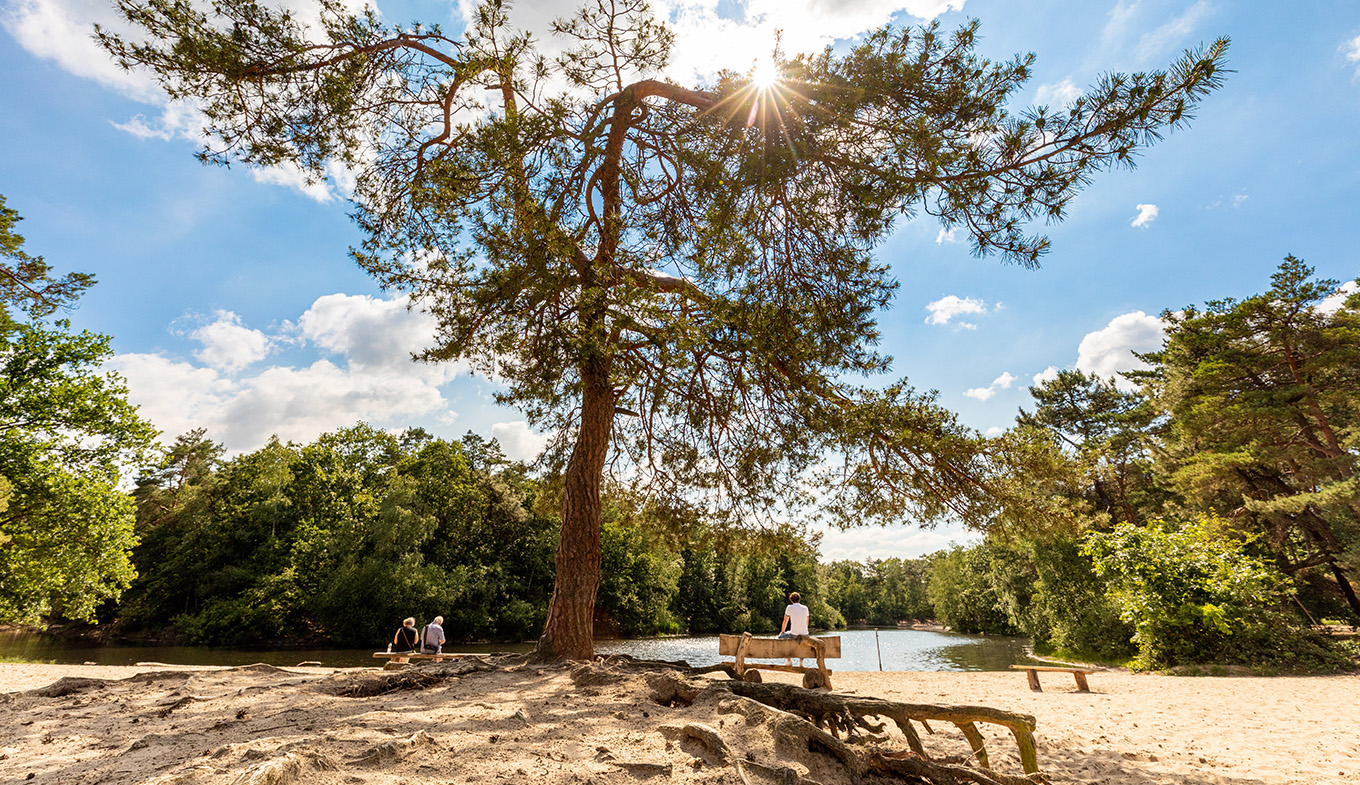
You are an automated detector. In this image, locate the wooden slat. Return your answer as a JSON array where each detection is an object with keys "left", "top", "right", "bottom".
[
  {"left": 718, "top": 634, "right": 840, "bottom": 659},
  {"left": 1009, "top": 664, "right": 1096, "bottom": 674}
]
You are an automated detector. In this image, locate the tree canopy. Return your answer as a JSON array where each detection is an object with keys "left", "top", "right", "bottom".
[
  {"left": 0, "top": 196, "right": 156, "bottom": 624},
  {"left": 1133, "top": 257, "right": 1360, "bottom": 618},
  {"left": 101, "top": 0, "right": 1229, "bottom": 659}
]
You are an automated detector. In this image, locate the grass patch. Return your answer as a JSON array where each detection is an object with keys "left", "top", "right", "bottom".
[{"left": 0, "top": 655, "right": 57, "bottom": 664}]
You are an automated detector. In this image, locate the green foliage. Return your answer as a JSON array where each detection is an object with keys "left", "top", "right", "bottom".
[
  {"left": 121, "top": 426, "right": 559, "bottom": 646},
  {"left": 1133, "top": 257, "right": 1360, "bottom": 620},
  {"left": 927, "top": 545, "right": 1014, "bottom": 635},
  {"left": 986, "top": 534, "right": 1134, "bottom": 660},
  {"left": 0, "top": 197, "right": 155, "bottom": 625},
  {"left": 826, "top": 558, "right": 932, "bottom": 625},
  {"left": 1086, "top": 517, "right": 1341, "bottom": 669},
  {"left": 0, "top": 194, "right": 94, "bottom": 319},
  {"left": 597, "top": 517, "right": 680, "bottom": 637}
]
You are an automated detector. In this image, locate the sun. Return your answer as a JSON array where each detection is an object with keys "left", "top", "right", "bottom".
[{"left": 750, "top": 58, "right": 781, "bottom": 89}]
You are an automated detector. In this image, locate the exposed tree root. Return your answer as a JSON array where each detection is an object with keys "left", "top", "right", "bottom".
[
  {"left": 325, "top": 656, "right": 505, "bottom": 697},
  {"left": 643, "top": 670, "right": 1047, "bottom": 785}
]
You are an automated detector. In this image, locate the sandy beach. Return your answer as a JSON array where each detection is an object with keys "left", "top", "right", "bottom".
[{"left": 1, "top": 659, "right": 1355, "bottom": 784}]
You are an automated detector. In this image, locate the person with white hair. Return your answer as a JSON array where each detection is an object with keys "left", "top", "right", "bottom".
[{"left": 420, "top": 616, "right": 446, "bottom": 655}]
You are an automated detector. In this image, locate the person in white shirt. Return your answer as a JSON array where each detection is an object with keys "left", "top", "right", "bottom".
[{"left": 777, "top": 592, "right": 810, "bottom": 666}]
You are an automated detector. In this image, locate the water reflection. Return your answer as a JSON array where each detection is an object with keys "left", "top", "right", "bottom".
[
  {"left": 598, "top": 629, "right": 1033, "bottom": 671},
  {"left": 1, "top": 628, "right": 1031, "bottom": 671}
]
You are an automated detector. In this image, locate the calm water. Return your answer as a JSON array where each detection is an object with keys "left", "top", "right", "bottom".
[{"left": 0, "top": 628, "right": 1031, "bottom": 671}]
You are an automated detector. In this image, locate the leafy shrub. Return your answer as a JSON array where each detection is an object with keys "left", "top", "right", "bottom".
[{"left": 1085, "top": 517, "right": 1344, "bottom": 670}]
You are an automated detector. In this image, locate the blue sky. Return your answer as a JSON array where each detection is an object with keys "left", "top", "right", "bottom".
[{"left": 3, "top": 0, "right": 1359, "bottom": 560}]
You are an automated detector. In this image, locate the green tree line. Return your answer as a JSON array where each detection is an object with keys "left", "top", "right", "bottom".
[
  {"left": 928, "top": 258, "right": 1360, "bottom": 671},
  {"left": 2, "top": 189, "right": 1356, "bottom": 671}
]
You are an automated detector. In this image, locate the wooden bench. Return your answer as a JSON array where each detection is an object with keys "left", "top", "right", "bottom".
[
  {"left": 372, "top": 652, "right": 478, "bottom": 670},
  {"left": 1010, "top": 664, "right": 1098, "bottom": 692},
  {"left": 719, "top": 632, "right": 840, "bottom": 690}
]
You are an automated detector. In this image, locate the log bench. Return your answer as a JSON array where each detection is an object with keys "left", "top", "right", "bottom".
[
  {"left": 1010, "top": 663, "right": 1098, "bottom": 692},
  {"left": 719, "top": 632, "right": 840, "bottom": 690}
]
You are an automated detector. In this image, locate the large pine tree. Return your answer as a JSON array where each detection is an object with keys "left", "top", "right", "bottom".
[{"left": 101, "top": 0, "right": 1229, "bottom": 659}]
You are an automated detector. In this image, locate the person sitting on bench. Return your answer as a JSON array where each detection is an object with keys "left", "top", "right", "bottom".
[
  {"left": 776, "top": 592, "right": 810, "bottom": 666},
  {"left": 421, "top": 616, "right": 446, "bottom": 655},
  {"left": 393, "top": 617, "right": 419, "bottom": 652}
]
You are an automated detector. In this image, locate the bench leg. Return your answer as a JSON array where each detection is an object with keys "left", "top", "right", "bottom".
[
  {"left": 1073, "top": 671, "right": 1090, "bottom": 692},
  {"left": 1025, "top": 669, "right": 1042, "bottom": 692}
]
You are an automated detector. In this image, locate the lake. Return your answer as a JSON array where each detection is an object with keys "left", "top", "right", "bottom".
[{"left": 0, "top": 628, "right": 1033, "bottom": 671}]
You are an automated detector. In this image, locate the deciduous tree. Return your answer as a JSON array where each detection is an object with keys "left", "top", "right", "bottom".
[{"left": 0, "top": 197, "right": 155, "bottom": 624}]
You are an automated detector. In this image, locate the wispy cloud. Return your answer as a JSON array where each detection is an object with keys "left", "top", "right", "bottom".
[
  {"left": 1131, "top": 203, "right": 1159, "bottom": 228},
  {"left": 925, "top": 295, "right": 994, "bottom": 328},
  {"left": 1342, "top": 34, "right": 1360, "bottom": 75},
  {"left": 1035, "top": 78, "right": 1081, "bottom": 106},
  {"left": 935, "top": 227, "right": 960, "bottom": 244},
  {"left": 1133, "top": 0, "right": 1212, "bottom": 62}
]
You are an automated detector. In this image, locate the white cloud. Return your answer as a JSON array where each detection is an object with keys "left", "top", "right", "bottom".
[
  {"left": 251, "top": 164, "right": 336, "bottom": 204},
  {"left": 983, "top": 426, "right": 1003, "bottom": 437},
  {"left": 815, "top": 523, "right": 980, "bottom": 562},
  {"left": 1035, "top": 78, "right": 1081, "bottom": 106},
  {"left": 935, "top": 227, "right": 959, "bottom": 244},
  {"left": 962, "top": 370, "right": 1015, "bottom": 401},
  {"left": 1232, "top": 194, "right": 1247, "bottom": 207},
  {"left": 190, "top": 310, "right": 273, "bottom": 372},
  {"left": 1075, "top": 311, "right": 1165, "bottom": 387},
  {"left": 111, "top": 293, "right": 465, "bottom": 451},
  {"left": 1130, "top": 203, "right": 1159, "bottom": 228},
  {"left": 924, "top": 295, "right": 990, "bottom": 328},
  {"left": 1319, "top": 280, "right": 1358, "bottom": 315},
  {"left": 297, "top": 293, "right": 453, "bottom": 374},
  {"left": 1346, "top": 35, "right": 1360, "bottom": 73},
  {"left": 1, "top": 0, "right": 164, "bottom": 101},
  {"left": 449, "top": 0, "right": 966, "bottom": 87},
  {"left": 3, "top": 0, "right": 361, "bottom": 202},
  {"left": 490, "top": 421, "right": 550, "bottom": 462},
  {"left": 1033, "top": 365, "right": 1060, "bottom": 386},
  {"left": 106, "top": 353, "right": 237, "bottom": 441}
]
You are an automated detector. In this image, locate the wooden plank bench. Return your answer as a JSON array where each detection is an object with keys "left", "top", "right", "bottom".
[
  {"left": 372, "top": 652, "right": 479, "bottom": 670},
  {"left": 1010, "top": 664, "right": 1098, "bottom": 692},
  {"left": 719, "top": 632, "right": 841, "bottom": 690}
]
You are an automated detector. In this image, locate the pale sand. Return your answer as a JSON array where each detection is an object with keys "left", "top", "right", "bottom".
[{"left": 1, "top": 661, "right": 1355, "bottom": 784}]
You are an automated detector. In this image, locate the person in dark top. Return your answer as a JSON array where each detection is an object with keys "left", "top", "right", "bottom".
[{"left": 393, "top": 617, "right": 419, "bottom": 652}]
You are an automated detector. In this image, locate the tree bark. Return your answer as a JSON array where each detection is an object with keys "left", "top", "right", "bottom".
[{"left": 532, "top": 354, "right": 615, "bottom": 661}]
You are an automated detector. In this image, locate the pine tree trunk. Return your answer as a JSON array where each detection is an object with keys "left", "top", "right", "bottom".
[{"left": 532, "top": 355, "right": 614, "bottom": 661}]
